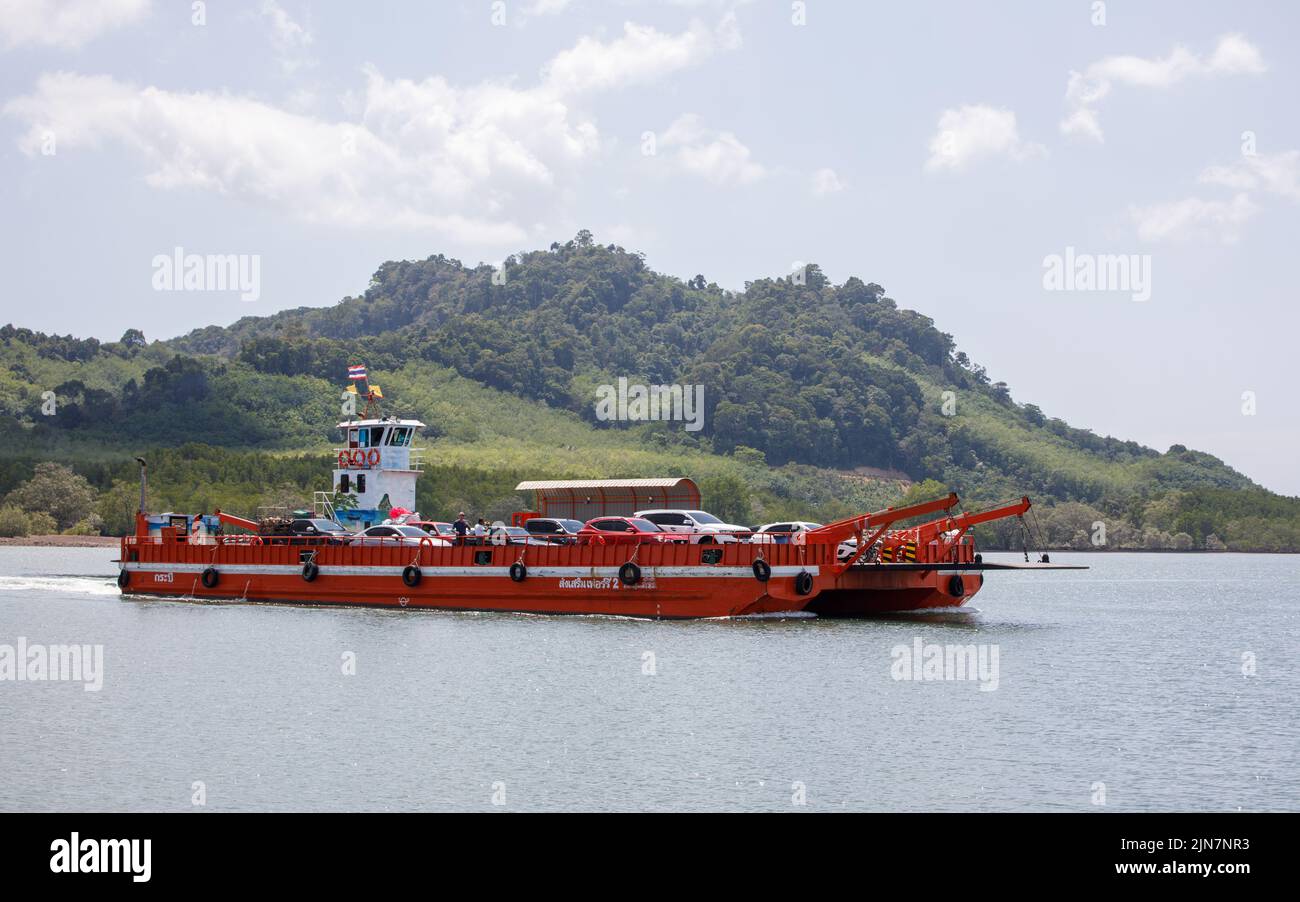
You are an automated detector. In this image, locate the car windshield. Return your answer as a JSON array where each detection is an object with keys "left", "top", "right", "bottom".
[
  {"left": 687, "top": 511, "right": 724, "bottom": 525},
  {"left": 504, "top": 527, "right": 528, "bottom": 536},
  {"left": 628, "top": 518, "right": 661, "bottom": 531},
  {"left": 309, "top": 520, "right": 346, "bottom": 533},
  {"left": 558, "top": 520, "right": 583, "bottom": 532}
]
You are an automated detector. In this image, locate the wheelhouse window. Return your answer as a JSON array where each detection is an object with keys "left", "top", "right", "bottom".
[{"left": 338, "top": 474, "right": 350, "bottom": 493}]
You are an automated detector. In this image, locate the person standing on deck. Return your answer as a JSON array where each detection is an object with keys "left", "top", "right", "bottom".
[{"left": 452, "top": 512, "right": 470, "bottom": 545}]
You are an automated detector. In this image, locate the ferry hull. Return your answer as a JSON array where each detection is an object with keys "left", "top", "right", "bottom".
[
  {"left": 805, "top": 567, "right": 983, "bottom": 616},
  {"left": 118, "top": 563, "right": 805, "bottom": 619},
  {"left": 116, "top": 539, "right": 983, "bottom": 619}
]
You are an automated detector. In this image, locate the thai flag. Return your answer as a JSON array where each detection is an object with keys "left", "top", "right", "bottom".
[{"left": 348, "top": 365, "right": 367, "bottom": 381}]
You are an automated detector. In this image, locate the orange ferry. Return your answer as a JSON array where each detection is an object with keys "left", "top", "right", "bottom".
[{"left": 115, "top": 378, "right": 1075, "bottom": 618}]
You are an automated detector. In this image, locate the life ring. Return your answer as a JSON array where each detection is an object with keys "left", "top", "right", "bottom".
[
  {"left": 402, "top": 565, "right": 422, "bottom": 587},
  {"left": 201, "top": 567, "right": 219, "bottom": 589},
  {"left": 117, "top": 569, "right": 130, "bottom": 590},
  {"left": 948, "top": 574, "right": 965, "bottom": 597},
  {"left": 619, "top": 562, "right": 641, "bottom": 586},
  {"left": 349, "top": 449, "right": 364, "bottom": 467},
  {"left": 752, "top": 559, "right": 771, "bottom": 582},
  {"left": 302, "top": 560, "right": 319, "bottom": 582},
  {"left": 337, "top": 450, "right": 348, "bottom": 468},
  {"left": 794, "top": 570, "right": 814, "bottom": 596},
  {"left": 509, "top": 562, "right": 527, "bottom": 582},
  {"left": 366, "top": 448, "right": 380, "bottom": 467}
]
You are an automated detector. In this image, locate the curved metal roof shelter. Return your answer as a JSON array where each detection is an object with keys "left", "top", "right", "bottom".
[{"left": 514, "top": 478, "right": 701, "bottom": 520}]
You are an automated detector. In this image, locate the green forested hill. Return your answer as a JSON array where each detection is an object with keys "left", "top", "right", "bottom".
[{"left": 2, "top": 231, "right": 1296, "bottom": 550}]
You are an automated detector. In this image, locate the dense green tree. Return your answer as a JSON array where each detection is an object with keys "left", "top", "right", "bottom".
[{"left": 5, "top": 462, "right": 97, "bottom": 529}]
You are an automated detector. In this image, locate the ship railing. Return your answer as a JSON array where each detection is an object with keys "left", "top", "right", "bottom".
[
  {"left": 313, "top": 492, "right": 339, "bottom": 523},
  {"left": 122, "top": 533, "right": 846, "bottom": 569},
  {"left": 329, "top": 447, "right": 423, "bottom": 471}
]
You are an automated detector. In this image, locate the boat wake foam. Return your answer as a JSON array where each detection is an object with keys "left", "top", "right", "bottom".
[{"left": 0, "top": 575, "right": 121, "bottom": 597}]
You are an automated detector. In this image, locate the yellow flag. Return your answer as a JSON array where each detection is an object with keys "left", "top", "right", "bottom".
[
  {"left": 370, "top": 385, "right": 384, "bottom": 398},
  {"left": 344, "top": 384, "right": 358, "bottom": 394}
]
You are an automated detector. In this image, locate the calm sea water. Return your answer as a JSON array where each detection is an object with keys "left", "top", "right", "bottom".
[{"left": 0, "top": 547, "right": 1295, "bottom": 812}]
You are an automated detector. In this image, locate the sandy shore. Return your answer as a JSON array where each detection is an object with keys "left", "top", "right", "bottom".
[{"left": 0, "top": 535, "right": 121, "bottom": 547}]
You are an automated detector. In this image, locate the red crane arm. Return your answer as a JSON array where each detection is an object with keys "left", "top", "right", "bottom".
[
  {"left": 805, "top": 492, "right": 961, "bottom": 546},
  {"left": 213, "top": 508, "right": 260, "bottom": 533},
  {"left": 896, "top": 497, "right": 1033, "bottom": 547}
]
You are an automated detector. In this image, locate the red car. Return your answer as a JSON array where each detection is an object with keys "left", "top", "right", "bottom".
[{"left": 577, "top": 516, "right": 690, "bottom": 545}]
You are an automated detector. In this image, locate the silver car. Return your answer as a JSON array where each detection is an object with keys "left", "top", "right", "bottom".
[{"left": 351, "top": 524, "right": 452, "bottom": 547}]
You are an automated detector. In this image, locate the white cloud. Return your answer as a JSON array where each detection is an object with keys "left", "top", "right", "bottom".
[
  {"left": 524, "top": 0, "right": 575, "bottom": 15},
  {"left": 5, "top": 16, "right": 740, "bottom": 241},
  {"left": 260, "top": 0, "right": 314, "bottom": 74},
  {"left": 1061, "top": 34, "right": 1265, "bottom": 142},
  {"left": 925, "top": 104, "right": 1045, "bottom": 172},
  {"left": 810, "top": 167, "right": 844, "bottom": 196},
  {"left": 1199, "top": 151, "right": 1300, "bottom": 202},
  {"left": 660, "top": 113, "right": 764, "bottom": 186},
  {"left": 0, "top": 0, "right": 148, "bottom": 49},
  {"left": 542, "top": 15, "right": 738, "bottom": 95},
  {"left": 1129, "top": 193, "right": 1258, "bottom": 243}
]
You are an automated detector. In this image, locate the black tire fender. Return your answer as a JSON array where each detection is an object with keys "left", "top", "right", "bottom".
[
  {"left": 402, "top": 565, "right": 422, "bottom": 588},
  {"left": 301, "top": 560, "right": 319, "bottom": 582},
  {"left": 794, "top": 570, "right": 814, "bottom": 596},
  {"left": 117, "top": 569, "right": 130, "bottom": 590},
  {"left": 201, "top": 567, "right": 219, "bottom": 589},
  {"left": 948, "top": 574, "right": 965, "bottom": 597},
  {"left": 752, "top": 559, "right": 771, "bottom": 582},
  {"left": 619, "top": 562, "right": 641, "bottom": 586},
  {"left": 509, "top": 561, "right": 527, "bottom": 582}
]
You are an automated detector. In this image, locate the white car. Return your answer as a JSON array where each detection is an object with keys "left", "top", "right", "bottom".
[
  {"left": 351, "top": 524, "right": 453, "bottom": 547},
  {"left": 750, "top": 521, "right": 859, "bottom": 562},
  {"left": 633, "top": 509, "right": 752, "bottom": 544}
]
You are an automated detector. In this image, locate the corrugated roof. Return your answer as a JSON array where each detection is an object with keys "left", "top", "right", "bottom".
[{"left": 514, "top": 478, "right": 693, "bottom": 490}]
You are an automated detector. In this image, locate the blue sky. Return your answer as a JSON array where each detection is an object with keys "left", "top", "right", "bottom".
[{"left": 1, "top": 1, "right": 1297, "bottom": 493}]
